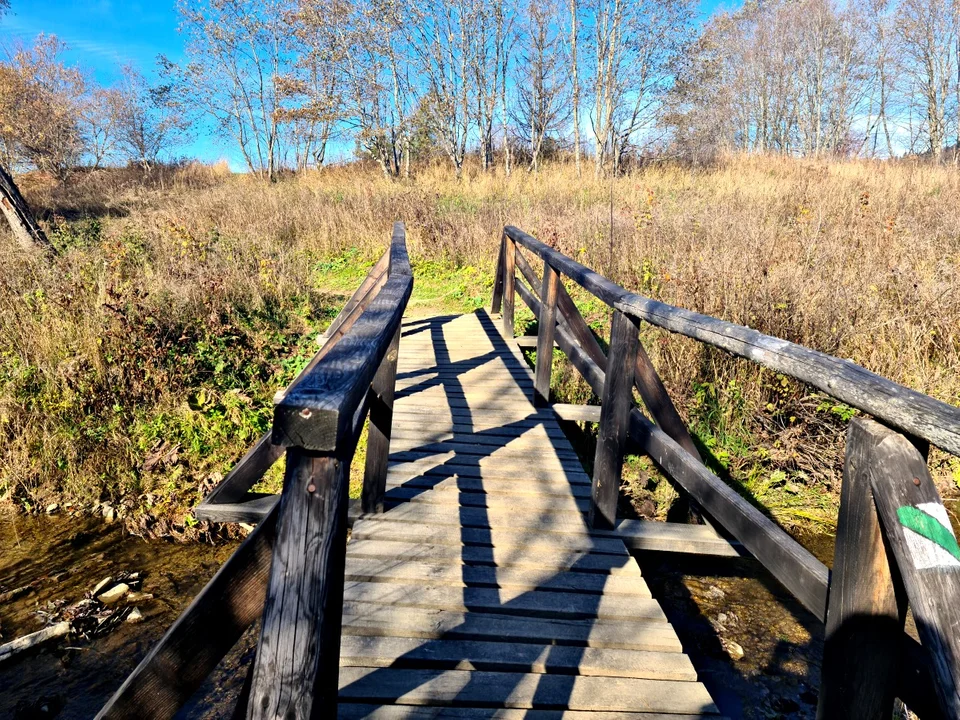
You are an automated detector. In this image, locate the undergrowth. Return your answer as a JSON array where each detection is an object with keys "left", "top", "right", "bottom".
[{"left": 1, "top": 155, "right": 958, "bottom": 535}]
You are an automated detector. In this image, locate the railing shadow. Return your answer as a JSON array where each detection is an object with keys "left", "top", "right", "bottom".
[{"left": 337, "top": 311, "right": 718, "bottom": 715}]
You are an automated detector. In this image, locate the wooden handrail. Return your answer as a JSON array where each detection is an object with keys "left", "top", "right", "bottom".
[
  {"left": 498, "top": 224, "right": 960, "bottom": 720},
  {"left": 504, "top": 225, "right": 960, "bottom": 456},
  {"left": 98, "top": 223, "right": 413, "bottom": 720},
  {"left": 248, "top": 222, "right": 412, "bottom": 719}
]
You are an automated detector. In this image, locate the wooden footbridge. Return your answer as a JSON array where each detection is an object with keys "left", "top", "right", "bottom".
[{"left": 97, "top": 223, "right": 960, "bottom": 719}]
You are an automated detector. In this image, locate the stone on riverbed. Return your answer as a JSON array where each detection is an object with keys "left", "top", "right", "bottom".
[
  {"left": 721, "top": 638, "right": 745, "bottom": 661},
  {"left": 91, "top": 577, "right": 113, "bottom": 597},
  {"left": 97, "top": 583, "right": 130, "bottom": 604},
  {"left": 126, "top": 608, "right": 144, "bottom": 624}
]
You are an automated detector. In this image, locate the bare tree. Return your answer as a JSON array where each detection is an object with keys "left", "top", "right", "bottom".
[
  {"left": 896, "top": 0, "right": 959, "bottom": 161},
  {"left": 514, "top": 0, "right": 569, "bottom": 171},
  {"left": 110, "top": 65, "right": 190, "bottom": 169},
  {"left": 403, "top": 0, "right": 478, "bottom": 178},
  {"left": 587, "top": 0, "right": 694, "bottom": 175},
  {"left": 170, "top": 0, "right": 293, "bottom": 180},
  {"left": 569, "top": 0, "right": 582, "bottom": 175}
]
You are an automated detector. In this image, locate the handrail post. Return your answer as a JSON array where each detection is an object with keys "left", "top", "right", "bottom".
[
  {"left": 362, "top": 325, "right": 401, "bottom": 513},
  {"left": 590, "top": 310, "right": 639, "bottom": 529},
  {"left": 502, "top": 233, "right": 516, "bottom": 338},
  {"left": 861, "top": 419, "right": 960, "bottom": 717},
  {"left": 817, "top": 418, "right": 907, "bottom": 720},
  {"left": 534, "top": 262, "right": 559, "bottom": 406},
  {"left": 491, "top": 233, "right": 505, "bottom": 314},
  {"left": 247, "top": 449, "right": 349, "bottom": 719}
]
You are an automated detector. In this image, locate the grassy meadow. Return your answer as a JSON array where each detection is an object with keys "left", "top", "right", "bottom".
[{"left": 1, "top": 155, "right": 958, "bottom": 534}]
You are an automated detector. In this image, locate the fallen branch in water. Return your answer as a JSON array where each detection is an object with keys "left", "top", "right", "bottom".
[{"left": 0, "top": 621, "right": 72, "bottom": 664}]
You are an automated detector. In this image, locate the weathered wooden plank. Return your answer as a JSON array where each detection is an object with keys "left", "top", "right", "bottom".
[
  {"left": 338, "top": 636, "right": 696, "bottom": 681},
  {"left": 200, "top": 431, "right": 284, "bottom": 506},
  {"left": 346, "top": 540, "right": 638, "bottom": 574},
  {"left": 630, "top": 412, "right": 829, "bottom": 620},
  {"left": 369, "top": 502, "right": 595, "bottom": 535},
  {"left": 341, "top": 580, "right": 657, "bottom": 621},
  {"left": 516, "top": 278, "right": 830, "bottom": 619},
  {"left": 387, "top": 451, "right": 586, "bottom": 475},
  {"left": 592, "top": 311, "right": 639, "bottom": 530},
  {"left": 551, "top": 403, "right": 602, "bottom": 423},
  {"left": 602, "top": 519, "right": 742, "bottom": 557},
  {"left": 817, "top": 418, "right": 906, "bottom": 719},
  {"left": 324, "top": 251, "right": 390, "bottom": 342},
  {"left": 385, "top": 474, "right": 593, "bottom": 499},
  {"left": 96, "top": 506, "right": 277, "bottom": 719},
  {"left": 865, "top": 420, "right": 960, "bottom": 717},
  {"left": 363, "top": 325, "right": 401, "bottom": 513},
  {"left": 274, "top": 275, "right": 412, "bottom": 451},
  {"left": 343, "top": 557, "right": 647, "bottom": 596},
  {"left": 194, "top": 493, "right": 279, "bottom": 524},
  {"left": 349, "top": 520, "right": 629, "bottom": 555},
  {"left": 383, "top": 486, "right": 589, "bottom": 513},
  {"left": 0, "top": 621, "right": 72, "bottom": 664},
  {"left": 535, "top": 262, "right": 560, "bottom": 406},
  {"left": 340, "top": 604, "right": 683, "bottom": 652},
  {"left": 516, "top": 335, "right": 557, "bottom": 349},
  {"left": 490, "top": 233, "right": 505, "bottom": 314},
  {"left": 337, "top": 706, "right": 718, "bottom": 720},
  {"left": 389, "top": 425, "right": 568, "bottom": 442},
  {"left": 509, "top": 224, "right": 960, "bottom": 457},
  {"left": 387, "top": 458, "right": 592, "bottom": 485},
  {"left": 337, "top": 668, "right": 718, "bottom": 714},
  {"left": 387, "top": 438, "right": 580, "bottom": 459}
]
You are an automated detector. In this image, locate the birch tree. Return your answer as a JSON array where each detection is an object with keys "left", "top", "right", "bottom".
[
  {"left": 896, "top": 0, "right": 959, "bottom": 160},
  {"left": 514, "top": 0, "right": 569, "bottom": 171},
  {"left": 171, "top": 0, "right": 293, "bottom": 180}
]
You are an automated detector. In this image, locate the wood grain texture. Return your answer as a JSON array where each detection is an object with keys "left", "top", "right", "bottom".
[
  {"left": 247, "top": 452, "right": 350, "bottom": 720},
  {"left": 337, "top": 667, "right": 719, "bottom": 714},
  {"left": 340, "top": 604, "right": 682, "bottom": 652},
  {"left": 514, "top": 280, "right": 829, "bottom": 618},
  {"left": 502, "top": 236, "right": 516, "bottom": 338},
  {"left": 865, "top": 420, "right": 960, "bottom": 717},
  {"left": 200, "top": 431, "right": 284, "bottom": 506},
  {"left": 591, "top": 311, "right": 639, "bottom": 530},
  {"left": 362, "top": 326, "right": 401, "bottom": 513},
  {"left": 535, "top": 262, "right": 560, "bottom": 406},
  {"left": 817, "top": 418, "right": 906, "bottom": 719},
  {"left": 338, "top": 636, "right": 696, "bottom": 680},
  {"left": 490, "top": 233, "right": 505, "bottom": 314}
]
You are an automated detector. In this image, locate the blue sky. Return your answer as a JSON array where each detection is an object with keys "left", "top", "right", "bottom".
[{"left": 2, "top": 0, "right": 736, "bottom": 166}]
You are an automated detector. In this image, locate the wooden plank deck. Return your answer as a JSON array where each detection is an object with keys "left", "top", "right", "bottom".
[{"left": 339, "top": 311, "right": 722, "bottom": 718}]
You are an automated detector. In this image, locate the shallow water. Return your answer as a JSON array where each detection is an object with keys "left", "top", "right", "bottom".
[
  {"left": 636, "top": 532, "right": 831, "bottom": 720},
  {"left": 0, "top": 512, "right": 239, "bottom": 719}
]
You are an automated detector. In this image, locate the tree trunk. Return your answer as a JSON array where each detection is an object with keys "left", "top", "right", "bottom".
[
  {"left": 0, "top": 164, "right": 55, "bottom": 255},
  {"left": 570, "top": 0, "right": 581, "bottom": 177}
]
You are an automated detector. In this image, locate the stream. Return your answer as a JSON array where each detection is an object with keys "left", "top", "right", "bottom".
[{"left": 3, "top": 506, "right": 952, "bottom": 718}]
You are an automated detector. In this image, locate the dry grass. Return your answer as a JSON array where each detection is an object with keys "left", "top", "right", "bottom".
[{"left": 1, "top": 154, "right": 958, "bottom": 530}]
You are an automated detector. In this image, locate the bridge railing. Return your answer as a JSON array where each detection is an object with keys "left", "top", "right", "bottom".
[
  {"left": 97, "top": 223, "right": 412, "bottom": 720},
  {"left": 494, "top": 225, "right": 960, "bottom": 720}
]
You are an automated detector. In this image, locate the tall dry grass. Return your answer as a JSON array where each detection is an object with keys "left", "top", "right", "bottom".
[{"left": 1, "top": 155, "right": 957, "bottom": 528}]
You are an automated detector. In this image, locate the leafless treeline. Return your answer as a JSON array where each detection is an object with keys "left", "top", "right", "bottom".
[
  {"left": 4, "top": 0, "right": 960, "bottom": 185},
  {"left": 668, "top": 0, "right": 960, "bottom": 162}
]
